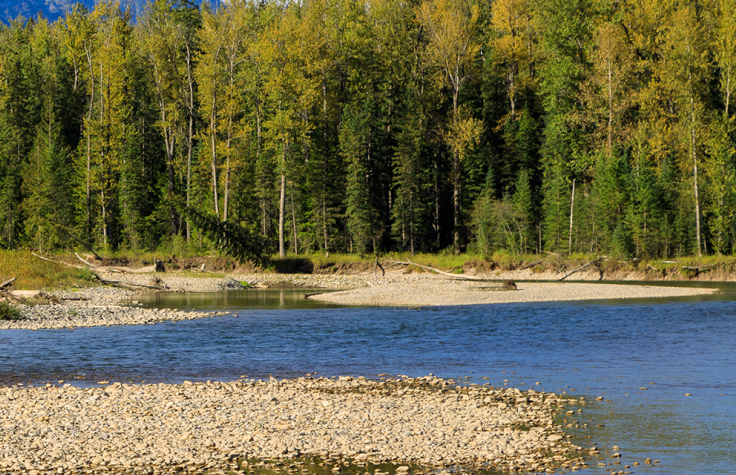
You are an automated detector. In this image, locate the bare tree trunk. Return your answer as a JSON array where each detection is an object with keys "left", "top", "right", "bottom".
[
  {"left": 607, "top": 56, "right": 613, "bottom": 158},
  {"left": 435, "top": 156, "right": 441, "bottom": 249},
  {"left": 452, "top": 88, "right": 460, "bottom": 255},
  {"left": 224, "top": 118, "right": 231, "bottom": 222},
  {"left": 279, "top": 168, "right": 286, "bottom": 258},
  {"left": 210, "top": 93, "right": 219, "bottom": 219},
  {"left": 322, "top": 72, "right": 330, "bottom": 253},
  {"left": 291, "top": 184, "right": 298, "bottom": 256},
  {"left": 726, "top": 65, "right": 731, "bottom": 117},
  {"left": 186, "top": 43, "right": 195, "bottom": 243},
  {"left": 167, "top": 129, "right": 176, "bottom": 235},
  {"left": 224, "top": 60, "right": 235, "bottom": 222},
  {"left": 322, "top": 199, "right": 329, "bottom": 252},
  {"left": 691, "top": 103, "right": 702, "bottom": 257},
  {"left": 568, "top": 178, "right": 576, "bottom": 255},
  {"left": 85, "top": 46, "right": 95, "bottom": 238},
  {"left": 101, "top": 187, "right": 107, "bottom": 247}
]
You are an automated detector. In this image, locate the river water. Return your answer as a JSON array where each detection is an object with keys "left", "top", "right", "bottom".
[{"left": 1, "top": 284, "right": 735, "bottom": 474}]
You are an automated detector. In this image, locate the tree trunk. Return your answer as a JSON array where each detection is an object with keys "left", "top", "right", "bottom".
[
  {"left": 224, "top": 114, "right": 231, "bottom": 222},
  {"left": 279, "top": 169, "right": 286, "bottom": 258},
  {"left": 167, "top": 130, "right": 176, "bottom": 235},
  {"left": 224, "top": 59, "right": 235, "bottom": 222},
  {"left": 607, "top": 56, "right": 613, "bottom": 158},
  {"left": 691, "top": 104, "right": 702, "bottom": 257},
  {"left": 291, "top": 184, "right": 298, "bottom": 255},
  {"left": 210, "top": 93, "right": 219, "bottom": 219},
  {"left": 85, "top": 48, "right": 95, "bottom": 238},
  {"left": 726, "top": 65, "right": 731, "bottom": 118},
  {"left": 452, "top": 88, "right": 460, "bottom": 255},
  {"left": 568, "top": 178, "right": 576, "bottom": 255},
  {"left": 321, "top": 72, "right": 330, "bottom": 253},
  {"left": 186, "top": 43, "right": 195, "bottom": 243}
]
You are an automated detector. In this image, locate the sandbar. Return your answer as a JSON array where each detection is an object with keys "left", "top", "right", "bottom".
[{"left": 309, "top": 281, "right": 718, "bottom": 307}]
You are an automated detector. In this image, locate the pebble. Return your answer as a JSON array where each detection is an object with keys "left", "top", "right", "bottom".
[{"left": 0, "top": 376, "right": 583, "bottom": 474}]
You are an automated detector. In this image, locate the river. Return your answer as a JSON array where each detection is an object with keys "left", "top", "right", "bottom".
[{"left": 0, "top": 284, "right": 735, "bottom": 474}]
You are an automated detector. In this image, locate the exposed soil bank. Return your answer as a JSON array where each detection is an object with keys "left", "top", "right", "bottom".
[{"left": 0, "top": 376, "right": 589, "bottom": 474}]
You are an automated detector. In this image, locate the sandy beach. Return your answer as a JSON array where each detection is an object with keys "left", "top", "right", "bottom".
[{"left": 308, "top": 280, "right": 718, "bottom": 307}]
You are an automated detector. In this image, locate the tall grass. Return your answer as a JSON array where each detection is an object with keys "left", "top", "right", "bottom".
[{"left": 0, "top": 251, "right": 97, "bottom": 290}]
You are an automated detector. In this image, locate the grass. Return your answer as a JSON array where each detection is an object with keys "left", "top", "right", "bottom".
[
  {"left": 0, "top": 250, "right": 98, "bottom": 290},
  {"left": 0, "top": 302, "right": 23, "bottom": 321}
]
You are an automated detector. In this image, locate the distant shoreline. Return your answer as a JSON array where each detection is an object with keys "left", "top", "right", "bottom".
[{"left": 0, "top": 271, "right": 720, "bottom": 330}]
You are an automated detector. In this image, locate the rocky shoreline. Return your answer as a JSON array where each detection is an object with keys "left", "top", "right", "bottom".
[{"left": 0, "top": 376, "right": 590, "bottom": 475}]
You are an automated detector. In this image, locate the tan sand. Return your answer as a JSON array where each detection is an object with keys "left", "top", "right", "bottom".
[{"left": 309, "top": 281, "right": 718, "bottom": 307}]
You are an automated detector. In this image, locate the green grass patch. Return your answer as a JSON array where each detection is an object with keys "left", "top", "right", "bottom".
[
  {"left": 0, "top": 250, "right": 97, "bottom": 290},
  {"left": 0, "top": 302, "right": 22, "bottom": 321}
]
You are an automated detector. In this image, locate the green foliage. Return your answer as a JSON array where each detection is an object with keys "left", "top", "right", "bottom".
[
  {"left": 0, "top": 0, "right": 734, "bottom": 260},
  {"left": 179, "top": 204, "right": 269, "bottom": 267},
  {"left": 0, "top": 302, "right": 22, "bottom": 321}
]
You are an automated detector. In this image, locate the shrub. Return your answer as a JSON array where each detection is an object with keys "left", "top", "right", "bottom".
[{"left": 0, "top": 302, "right": 22, "bottom": 321}]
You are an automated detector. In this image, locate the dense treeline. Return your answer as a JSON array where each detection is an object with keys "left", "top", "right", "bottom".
[{"left": 1, "top": 0, "right": 736, "bottom": 258}]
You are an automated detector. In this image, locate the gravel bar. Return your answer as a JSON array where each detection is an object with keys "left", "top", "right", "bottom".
[
  {"left": 308, "top": 281, "right": 718, "bottom": 306},
  {"left": 0, "top": 376, "right": 588, "bottom": 474}
]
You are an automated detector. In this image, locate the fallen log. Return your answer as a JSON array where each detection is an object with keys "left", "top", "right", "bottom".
[
  {"left": 558, "top": 258, "right": 603, "bottom": 281},
  {"left": 32, "top": 252, "right": 86, "bottom": 269},
  {"left": 0, "top": 277, "right": 16, "bottom": 290},
  {"left": 75, "top": 252, "right": 98, "bottom": 268},
  {"left": 380, "top": 258, "right": 498, "bottom": 282},
  {"left": 681, "top": 264, "right": 716, "bottom": 271},
  {"left": 95, "top": 277, "right": 164, "bottom": 290},
  {"left": 518, "top": 260, "right": 543, "bottom": 271}
]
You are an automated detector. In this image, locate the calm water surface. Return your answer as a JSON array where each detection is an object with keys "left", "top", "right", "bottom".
[{"left": 1, "top": 284, "right": 735, "bottom": 474}]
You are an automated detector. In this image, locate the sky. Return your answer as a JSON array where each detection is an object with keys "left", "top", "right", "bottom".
[{"left": 0, "top": 0, "right": 220, "bottom": 23}]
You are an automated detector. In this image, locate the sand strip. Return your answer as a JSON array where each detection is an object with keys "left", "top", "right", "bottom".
[{"left": 309, "top": 281, "right": 718, "bottom": 307}]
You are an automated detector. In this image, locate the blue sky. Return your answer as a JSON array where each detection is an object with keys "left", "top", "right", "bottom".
[{"left": 0, "top": 1, "right": 222, "bottom": 23}]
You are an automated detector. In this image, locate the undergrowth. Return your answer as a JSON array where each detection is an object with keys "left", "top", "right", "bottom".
[
  {"left": 0, "top": 250, "right": 96, "bottom": 290},
  {"left": 0, "top": 302, "right": 22, "bottom": 321}
]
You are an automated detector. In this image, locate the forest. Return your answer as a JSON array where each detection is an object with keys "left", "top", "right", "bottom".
[{"left": 0, "top": 0, "right": 735, "bottom": 259}]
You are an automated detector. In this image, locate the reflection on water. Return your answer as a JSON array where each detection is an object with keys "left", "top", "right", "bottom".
[
  {"left": 0, "top": 287, "right": 734, "bottom": 474},
  {"left": 136, "top": 288, "right": 345, "bottom": 310}
]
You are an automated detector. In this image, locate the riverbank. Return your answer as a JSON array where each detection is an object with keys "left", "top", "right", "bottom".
[
  {"left": 1, "top": 272, "right": 718, "bottom": 330},
  {"left": 0, "top": 376, "right": 589, "bottom": 474}
]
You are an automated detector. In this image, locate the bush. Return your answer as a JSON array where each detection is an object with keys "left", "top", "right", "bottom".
[{"left": 0, "top": 302, "right": 22, "bottom": 321}]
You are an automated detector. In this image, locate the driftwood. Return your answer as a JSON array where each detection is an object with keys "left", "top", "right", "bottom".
[
  {"left": 681, "top": 264, "right": 716, "bottom": 271},
  {"left": 518, "top": 260, "right": 543, "bottom": 271},
  {"left": 680, "top": 263, "right": 719, "bottom": 277},
  {"left": 95, "top": 277, "right": 164, "bottom": 290},
  {"left": 374, "top": 257, "right": 385, "bottom": 277},
  {"left": 558, "top": 258, "right": 603, "bottom": 281},
  {"left": 0, "top": 277, "right": 16, "bottom": 290},
  {"left": 380, "top": 258, "right": 497, "bottom": 282},
  {"left": 75, "top": 252, "right": 98, "bottom": 268},
  {"left": 32, "top": 252, "right": 86, "bottom": 269},
  {"left": 646, "top": 263, "right": 660, "bottom": 272}
]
